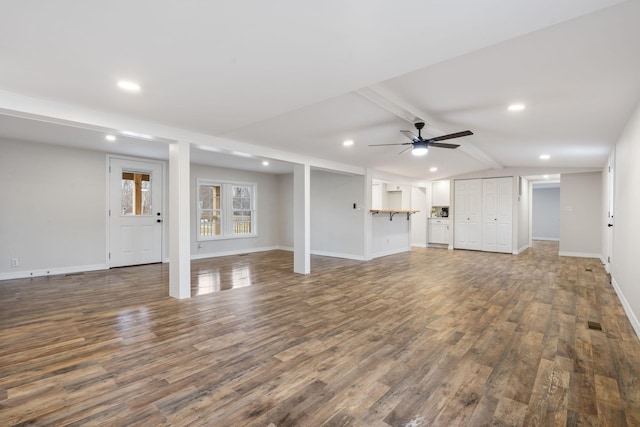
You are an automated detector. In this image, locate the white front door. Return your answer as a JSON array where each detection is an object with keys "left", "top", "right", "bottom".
[{"left": 109, "top": 157, "right": 164, "bottom": 267}]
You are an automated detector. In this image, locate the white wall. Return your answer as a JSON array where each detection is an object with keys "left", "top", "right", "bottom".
[
  {"left": 611, "top": 99, "right": 640, "bottom": 337},
  {"left": 277, "top": 173, "right": 294, "bottom": 249},
  {"left": 559, "top": 172, "right": 602, "bottom": 257},
  {"left": 372, "top": 215, "right": 412, "bottom": 258},
  {"left": 191, "top": 163, "right": 281, "bottom": 258},
  {"left": 532, "top": 187, "right": 560, "bottom": 240},
  {"left": 411, "top": 187, "right": 428, "bottom": 247},
  {"left": 310, "top": 170, "right": 365, "bottom": 259},
  {"left": 0, "top": 139, "right": 107, "bottom": 279},
  {"left": 517, "top": 177, "right": 530, "bottom": 252}
]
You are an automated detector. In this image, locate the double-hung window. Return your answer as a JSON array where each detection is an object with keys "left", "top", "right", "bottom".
[{"left": 197, "top": 180, "right": 256, "bottom": 240}]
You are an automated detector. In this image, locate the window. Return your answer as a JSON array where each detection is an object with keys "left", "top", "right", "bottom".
[{"left": 197, "top": 180, "right": 256, "bottom": 240}]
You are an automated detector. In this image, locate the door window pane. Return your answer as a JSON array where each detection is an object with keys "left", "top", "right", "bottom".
[{"left": 121, "top": 172, "right": 151, "bottom": 215}]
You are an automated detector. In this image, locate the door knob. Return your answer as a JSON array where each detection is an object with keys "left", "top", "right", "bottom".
[
  {"left": 608, "top": 223, "right": 613, "bottom": 227},
  {"left": 157, "top": 219, "right": 162, "bottom": 223}
]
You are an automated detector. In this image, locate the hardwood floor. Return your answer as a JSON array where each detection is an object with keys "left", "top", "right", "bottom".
[{"left": 1, "top": 241, "right": 639, "bottom": 426}]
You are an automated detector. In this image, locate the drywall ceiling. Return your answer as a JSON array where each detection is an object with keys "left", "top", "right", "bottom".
[{"left": 1, "top": 0, "right": 638, "bottom": 179}]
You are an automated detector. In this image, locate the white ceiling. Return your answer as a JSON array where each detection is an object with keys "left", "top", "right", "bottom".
[{"left": 1, "top": 0, "right": 639, "bottom": 180}]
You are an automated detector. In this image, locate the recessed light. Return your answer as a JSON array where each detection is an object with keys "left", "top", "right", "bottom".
[
  {"left": 232, "top": 151, "right": 253, "bottom": 158},
  {"left": 105, "top": 135, "right": 116, "bottom": 142},
  {"left": 121, "top": 130, "right": 153, "bottom": 140},
  {"left": 117, "top": 80, "right": 141, "bottom": 92},
  {"left": 508, "top": 103, "right": 526, "bottom": 112},
  {"left": 262, "top": 161, "right": 269, "bottom": 166},
  {"left": 539, "top": 154, "right": 550, "bottom": 160},
  {"left": 197, "top": 145, "right": 221, "bottom": 152},
  {"left": 343, "top": 140, "right": 354, "bottom": 147},
  {"left": 430, "top": 167, "right": 438, "bottom": 172}
]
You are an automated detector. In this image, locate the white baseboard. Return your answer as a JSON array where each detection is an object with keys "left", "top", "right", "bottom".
[
  {"left": 558, "top": 251, "right": 602, "bottom": 259},
  {"left": 611, "top": 276, "right": 640, "bottom": 339},
  {"left": 191, "top": 246, "right": 282, "bottom": 260},
  {"left": 372, "top": 247, "right": 411, "bottom": 259},
  {"left": 532, "top": 237, "right": 560, "bottom": 241},
  {"left": 310, "top": 250, "right": 366, "bottom": 261},
  {"left": 0, "top": 263, "right": 107, "bottom": 281},
  {"left": 412, "top": 243, "right": 428, "bottom": 248},
  {"left": 513, "top": 243, "right": 530, "bottom": 255}
]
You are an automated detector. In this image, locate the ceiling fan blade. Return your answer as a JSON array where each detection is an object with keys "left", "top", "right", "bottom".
[
  {"left": 368, "top": 142, "right": 412, "bottom": 146},
  {"left": 429, "top": 142, "right": 460, "bottom": 149},
  {"left": 399, "top": 146, "right": 413, "bottom": 154},
  {"left": 400, "top": 130, "right": 419, "bottom": 142},
  {"left": 428, "top": 130, "right": 473, "bottom": 142}
]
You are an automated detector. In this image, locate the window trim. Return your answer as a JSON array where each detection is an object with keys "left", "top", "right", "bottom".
[{"left": 197, "top": 179, "right": 257, "bottom": 241}]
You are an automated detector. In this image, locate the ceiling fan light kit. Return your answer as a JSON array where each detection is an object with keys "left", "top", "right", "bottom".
[
  {"left": 369, "top": 122, "right": 473, "bottom": 156},
  {"left": 411, "top": 142, "right": 428, "bottom": 156}
]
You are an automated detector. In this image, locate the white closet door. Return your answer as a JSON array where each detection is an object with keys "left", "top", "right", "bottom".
[
  {"left": 482, "top": 178, "right": 498, "bottom": 252},
  {"left": 454, "top": 180, "right": 468, "bottom": 249},
  {"left": 496, "top": 177, "right": 513, "bottom": 253},
  {"left": 454, "top": 179, "right": 482, "bottom": 250},
  {"left": 466, "top": 180, "right": 482, "bottom": 250}
]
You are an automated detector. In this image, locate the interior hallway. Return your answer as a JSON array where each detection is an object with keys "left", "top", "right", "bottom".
[{"left": 1, "top": 241, "right": 639, "bottom": 426}]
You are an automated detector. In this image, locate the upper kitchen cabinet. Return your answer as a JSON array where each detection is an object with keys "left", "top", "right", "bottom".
[{"left": 432, "top": 180, "right": 450, "bottom": 206}]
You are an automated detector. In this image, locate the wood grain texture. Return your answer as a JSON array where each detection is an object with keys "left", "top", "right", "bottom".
[{"left": 1, "top": 241, "right": 639, "bottom": 426}]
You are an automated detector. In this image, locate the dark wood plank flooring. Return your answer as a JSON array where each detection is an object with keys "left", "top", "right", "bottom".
[{"left": 1, "top": 241, "right": 639, "bottom": 426}]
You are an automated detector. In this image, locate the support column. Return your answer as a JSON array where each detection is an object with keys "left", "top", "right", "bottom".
[
  {"left": 363, "top": 168, "right": 373, "bottom": 261},
  {"left": 169, "top": 140, "right": 191, "bottom": 299},
  {"left": 293, "top": 164, "right": 310, "bottom": 274}
]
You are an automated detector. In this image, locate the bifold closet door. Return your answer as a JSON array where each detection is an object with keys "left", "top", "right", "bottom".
[
  {"left": 496, "top": 177, "right": 513, "bottom": 253},
  {"left": 481, "top": 177, "right": 513, "bottom": 253},
  {"left": 454, "top": 179, "right": 482, "bottom": 250},
  {"left": 482, "top": 179, "right": 498, "bottom": 252}
]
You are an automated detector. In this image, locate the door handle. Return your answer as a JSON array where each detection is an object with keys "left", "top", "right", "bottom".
[
  {"left": 157, "top": 219, "right": 162, "bottom": 223},
  {"left": 608, "top": 223, "right": 613, "bottom": 227}
]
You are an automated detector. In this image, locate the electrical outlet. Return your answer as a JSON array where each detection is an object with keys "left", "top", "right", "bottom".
[{"left": 11, "top": 258, "right": 19, "bottom": 267}]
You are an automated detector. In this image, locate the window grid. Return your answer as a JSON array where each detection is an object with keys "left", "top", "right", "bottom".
[{"left": 197, "top": 180, "right": 256, "bottom": 240}]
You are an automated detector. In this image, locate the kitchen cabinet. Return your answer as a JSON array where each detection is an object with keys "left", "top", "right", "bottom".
[
  {"left": 428, "top": 218, "right": 449, "bottom": 244},
  {"left": 432, "top": 180, "right": 450, "bottom": 206}
]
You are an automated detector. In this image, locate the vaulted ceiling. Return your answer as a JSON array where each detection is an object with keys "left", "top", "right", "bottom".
[{"left": 1, "top": 0, "right": 639, "bottom": 179}]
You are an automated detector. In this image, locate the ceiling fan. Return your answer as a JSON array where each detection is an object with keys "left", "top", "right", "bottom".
[{"left": 369, "top": 122, "right": 473, "bottom": 156}]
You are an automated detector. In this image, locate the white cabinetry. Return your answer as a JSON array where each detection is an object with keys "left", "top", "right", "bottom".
[
  {"left": 454, "top": 179, "right": 482, "bottom": 250},
  {"left": 428, "top": 218, "right": 449, "bottom": 244},
  {"left": 432, "top": 180, "right": 450, "bottom": 206},
  {"left": 482, "top": 177, "right": 513, "bottom": 253}
]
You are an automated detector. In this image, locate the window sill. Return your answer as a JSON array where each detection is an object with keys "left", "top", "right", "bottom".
[{"left": 197, "top": 234, "right": 258, "bottom": 242}]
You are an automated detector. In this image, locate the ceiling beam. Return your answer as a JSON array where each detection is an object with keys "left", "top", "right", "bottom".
[{"left": 356, "top": 85, "right": 503, "bottom": 170}]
